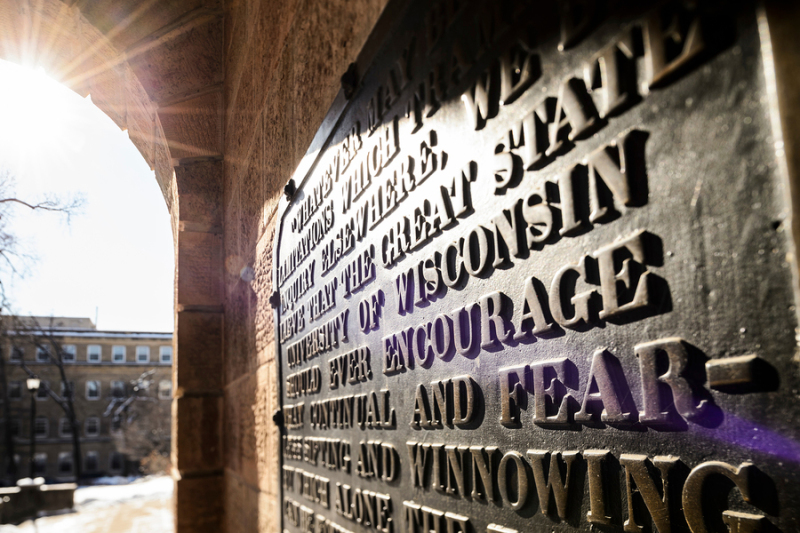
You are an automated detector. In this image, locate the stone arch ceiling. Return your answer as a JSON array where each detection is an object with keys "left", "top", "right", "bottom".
[{"left": 0, "top": 0, "right": 225, "bottom": 217}]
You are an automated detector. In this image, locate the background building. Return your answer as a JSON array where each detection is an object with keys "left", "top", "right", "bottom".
[{"left": 0, "top": 317, "right": 172, "bottom": 483}]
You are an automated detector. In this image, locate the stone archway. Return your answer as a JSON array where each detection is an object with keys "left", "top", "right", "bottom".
[
  {"left": 2, "top": 0, "right": 397, "bottom": 531},
  {"left": 0, "top": 1, "right": 225, "bottom": 531}
]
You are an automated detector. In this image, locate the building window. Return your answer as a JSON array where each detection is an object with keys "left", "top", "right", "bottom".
[
  {"left": 109, "top": 452, "right": 123, "bottom": 472},
  {"left": 112, "top": 345, "right": 126, "bottom": 363},
  {"left": 59, "top": 418, "right": 72, "bottom": 437},
  {"left": 136, "top": 346, "right": 150, "bottom": 363},
  {"left": 84, "top": 451, "right": 98, "bottom": 473},
  {"left": 10, "top": 346, "right": 23, "bottom": 361},
  {"left": 34, "top": 453, "right": 47, "bottom": 476},
  {"left": 159, "top": 346, "right": 172, "bottom": 364},
  {"left": 85, "top": 417, "right": 100, "bottom": 437},
  {"left": 61, "top": 345, "right": 76, "bottom": 363},
  {"left": 86, "top": 380, "right": 100, "bottom": 400},
  {"left": 34, "top": 417, "right": 48, "bottom": 439},
  {"left": 8, "top": 381, "right": 21, "bottom": 400},
  {"left": 57, "top": 452, "right": 72, "bottom": 474},
  {"left": 61, "top": 381, "right": 74, "bottom": 400},
  {"left": 158, "top": 380, "right": 172, "bottom": 400},
  {"left": 36, "top": 346, "right": 50, "bottom": 362},
  {"left": 35, "top": 381, "right": 49, "bottom": 401},
  {"left": 111, "top": 380, "right": 125, "bottom": 399},
  {"left": 10, "top": 418, "right": 21, "bottom": 437},
  {"left": 6, "top": 453, "right": 19, "bottom": 476},
  {"left": 87, "top": 345, "right": 102, "bottom": 363}
]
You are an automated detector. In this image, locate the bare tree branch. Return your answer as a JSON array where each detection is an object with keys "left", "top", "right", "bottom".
[
  {"left": 0, "top": 169, "right": 84, "bottom": 277},
  {"left": 103, "top": 369, "right": 170, "bottom": 463},
  {"left": 0, "top": 197, "right": 76, "bottom": 212},
  {"left": 0, "top": 168, "right": 88, "bottom": 481},
  {"left": 6, "top": 315, "right": 83, "bottom": 480},
  {"left": 18, "top": 362, "right": 71, "bottom": 412}
]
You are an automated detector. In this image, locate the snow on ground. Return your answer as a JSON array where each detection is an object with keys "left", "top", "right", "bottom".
[{"left": 0, "top": 475, "right": 173, "bottom": 533}]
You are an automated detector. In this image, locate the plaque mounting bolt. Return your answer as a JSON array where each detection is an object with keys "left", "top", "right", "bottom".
[
  {"left": 272, "top": 409, "right": 284, "bottom": 427},
  {"left": 283, "top": 179, "right": 296, "bottom": 201},
  {"left": 341, "top": 62, "right": 358, "bottom": 99},
  {"left": 269, "top": 291, "right": 280, "bottom": 309}
]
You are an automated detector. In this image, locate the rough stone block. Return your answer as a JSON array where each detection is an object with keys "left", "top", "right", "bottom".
[
  {"left": 240, "top": 115, "right": 264, "bottom": 256},
  {"left": 259, "top": 487, "right": 280, "bottom": 533},
  {"left": 86, "top": 64, "right": 127, "bottom": 129},
  {"left": 224, "top": 372, "right": 257, "bottom": 487},
  {"left": 256, "top": 362, "right": 279, "bottom": 494},
  {"left": 290, "top": 0, "right": 387, "bottom": 163},
  {"left": 224, "top": 278, "right": 257, "bottom": 383},
  {"left": 177, "top": 231, "right": 223, "bottom": 307},
  {"left": 159, "top": 90, "right": 223, "bottom": 160},
  {"left": 173, "top": 395, "right": 222, "bottom": 474},
  {"left": 224, "top": 0, "right": 253, "bottom": 68},
  {"left": 261, "top": 47, "right": 295, "bottom": 221},
  {"left": 224, "top": 178, "right": 240, "bottom": 265},
  {"left": 253, "top": 0, "right": 299, "bottom": 110},
  {"left": 125, "top": 88, "right": 157, "bottom": 169},
  {"left": 175, "top": 159, "right": 223, "bottom": 227},
  {"left": 223, "top": 385, "right": 240, "bottom": 475},
  {"left": 79, "top": 0, "right": 206, "bottom": 52},
  {"left": 77, "top": 22, "right": 120, "bottom": 80},
  {"left": 221, "top": 35, "right": 255, "bottom": 196},
  {"left": 175, "top": 474, "right": 223, "bottom": 533},
  {"left": 254, "top": 220, "right": 276, "bottom": 363},
  {"left": 129, "top": 16, "right": 223, "bottom": 104},
  {"left": 224, "top": 472, "right": 259, "bottom": 533},
  {"left": 224, "top": 45, "right": 258, "bottom": 189},
  {"left": 154, "top": 117, "right": 176, "bottom": 212},
  {"left": 176, "top": 310, "right": 223, "bottom": 393}
]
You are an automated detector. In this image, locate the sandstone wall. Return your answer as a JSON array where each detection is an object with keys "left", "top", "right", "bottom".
[
  {"left": 220, "top": 1, "right": 389, "bottom": 531},
  {"left": 0, "top": 0, "right": 391, "bottom": 531}
]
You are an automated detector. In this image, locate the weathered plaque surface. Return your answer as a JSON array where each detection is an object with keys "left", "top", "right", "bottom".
[{"left": 274, "top": 1, "right": 800, "bottom": 531}]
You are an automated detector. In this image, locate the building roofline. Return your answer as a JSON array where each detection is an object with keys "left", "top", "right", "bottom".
[
  {"left": 6, "top": 330, "right": 173, "bottom": 339},
  {"left": 3, "top": 316, "right": 172, "bottom": 338}
]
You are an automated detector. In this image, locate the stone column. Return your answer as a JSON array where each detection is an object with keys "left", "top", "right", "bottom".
[{"left": 173, "top": 159, "right": 225, "bottom": 533}]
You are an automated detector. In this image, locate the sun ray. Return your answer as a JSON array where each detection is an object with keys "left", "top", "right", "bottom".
[
  {"left": 0, "top": 59, "right": 94, "bottom": 185},
  {"left": 58, "top": 0, "right": 162, "bottom": 89}
]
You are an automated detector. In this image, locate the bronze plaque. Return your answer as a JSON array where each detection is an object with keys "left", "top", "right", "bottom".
[{"left": 273, "top": 1, "right": 800, "bottom": 531}]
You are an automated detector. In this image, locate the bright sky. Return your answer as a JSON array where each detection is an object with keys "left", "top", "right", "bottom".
[{"left": 0, "top": 60, "right": 174, "bottom": 332}]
